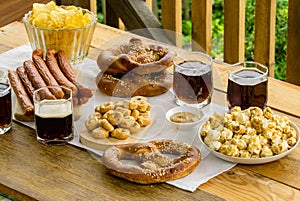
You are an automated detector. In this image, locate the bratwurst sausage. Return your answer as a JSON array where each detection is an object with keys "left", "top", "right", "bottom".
[
  {"left": 56, "top": 50, "right": 93, "bottom": 98},
  {"left": 23, "top": 60, "right": 56, "bottom": 100},
  {"left": 46, "top": 49, "right": 78, "bottom": 96},
  {"left": 16, "top": 66, "right": 35, "bottom": 101},
  {"left": 32, "top": 52, "right": 65, "bottom": 99},
  {"left": 8, "top": 70, "right": 34, "bottom": 116},
  {"left": 56, "top": 50, "right": 76, "bottom": 82}
]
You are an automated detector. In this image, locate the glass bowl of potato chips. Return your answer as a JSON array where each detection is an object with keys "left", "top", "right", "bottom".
[{"left": 23, "top": 1, "right": 97, "bottom": 64}]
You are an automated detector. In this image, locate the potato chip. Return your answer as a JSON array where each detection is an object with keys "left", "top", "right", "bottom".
[{"left": 29, "top": 1, "right": 93, "bottom": 30}]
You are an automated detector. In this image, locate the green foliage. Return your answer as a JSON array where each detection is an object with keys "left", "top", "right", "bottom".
[
  {"left": 244, "top": 0, "right": 256, "bottom": 61},
  {"left": 211, "top": 0, "right": 224, "bottom": 59},
  {"left": 182, "top": 19, "right": 192, "bottom": 45},
  {"left": 97, "top": 13, "right": 104, "bottom": 23}
]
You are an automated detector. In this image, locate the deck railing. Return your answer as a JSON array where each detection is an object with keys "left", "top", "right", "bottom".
[{"left": 105, "top": 0, "right": 300, "bottom": 86}]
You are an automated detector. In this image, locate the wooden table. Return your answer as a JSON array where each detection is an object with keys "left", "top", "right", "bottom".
[{"left": 0, "top": 21, "right": 299, "bottom": 201}]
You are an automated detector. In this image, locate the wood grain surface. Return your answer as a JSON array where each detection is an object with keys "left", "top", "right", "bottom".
[
  {"left": 0, "top": 0, "right": 51, "bottom": 27},
  {"left": 223, "top": 0, "right": 245, "bottom": 64},
  {"left": 0, "top": 21, "right": 299, "bottom": 201},
  {"left": 286, "top": 0, "right": 300, "bottom": 85},
  {"left": 254, "top": 0, "right": 276, "bottom": 77}
]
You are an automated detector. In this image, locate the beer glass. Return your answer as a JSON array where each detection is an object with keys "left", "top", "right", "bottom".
[
  {"left": 173, "top": 51, "right": 213, "bottom": 108},
  {"left": 33, "top": 86, "right": 74, "bottom": 145},
  {"left": 227, "top": 61, "right": 268, "bottom": 110},
  {"left": 0, "top": 70, "right": 12, "bottom": 134}
]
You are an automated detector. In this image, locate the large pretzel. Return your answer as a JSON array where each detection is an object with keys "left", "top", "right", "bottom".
[
  {"left": 96, "top": 38, "right": 175, "bottom": 97},
  {"left": 102, "top": 140, "right": 200, "bottom": 184},
  {"left": 97, "top": 38, "right": 176, "bottom": 75}
]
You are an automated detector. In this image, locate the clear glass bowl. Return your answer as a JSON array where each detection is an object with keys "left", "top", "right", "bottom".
[{"left": 23, "top": 7, "right": 97, "bottom": 64}]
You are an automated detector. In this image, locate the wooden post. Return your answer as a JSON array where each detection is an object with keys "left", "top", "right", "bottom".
[
  {"left": 286, "top": 0, "right": 300, "bottom": 85},
  {"left": 105, "top": 0, "right": 121, "bottom": 29},
  {"left": 89, "top": 0, "right": 97, "bottom": 14},
  {"left": 254, "top": 0, "right": 276, "bottom": 77},
  {"left": 224, "top": 0, "right": 245, "bottom": 64},
  {"left": 145, "top": 0, "right": 152, "bottom": 10},
  {"left": 161, "top": 0, "right": 182, "bottom": 47},
  {"left": 191, "top": 0, "right": 212, "bottom": 54}
]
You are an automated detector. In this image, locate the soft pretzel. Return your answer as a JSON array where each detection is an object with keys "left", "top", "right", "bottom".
[
  {"left": 96, "top": 70, "right": 172, "bottom": 97},
  {"left": 97, "top": 38, "right": 176, "bottom": 75},
  {"left": 96, "top": 38, "right": 175, "bottom": 97},
  {"left": 102, "top": 140, "right": 200, "bottom": 184}
]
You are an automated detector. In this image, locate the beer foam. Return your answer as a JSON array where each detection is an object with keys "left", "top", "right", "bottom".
[
  {"left": 35, "top": 99, "right": 72, "bottom": 118},
  {"left": 177, "top": 61, "right": 211, "bottom": 76},
  {"left": 229, "top": 68, "right": 267, "bottom": 86},
  {"left": 0, "top": 83, "right": 10, "bottom": 97}
]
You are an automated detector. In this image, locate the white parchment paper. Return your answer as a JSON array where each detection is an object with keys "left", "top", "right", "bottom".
[{"left": 0, "top": 44, "right": 236, "bottom": 192}]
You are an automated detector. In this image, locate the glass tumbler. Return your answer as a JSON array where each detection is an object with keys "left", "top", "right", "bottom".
[
  {"left": 0, "top": 70, "right": 12, "bottom": 134},
  {"left": 33, "top": 86, "right": 74, "bottom": 145},
  {"left": 227, "top": 61, "right": 268, "bottom": 110},
  {"left": 173, "top": 51, "right": 213, "bottom": 108}
]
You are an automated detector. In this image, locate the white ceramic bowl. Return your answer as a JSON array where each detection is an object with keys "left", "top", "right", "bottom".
[
  {"left": 198, "top": 122, "right": 300, "bottom": 164},
  {"left": 166, "top": 106, "right": 204, "bottom": 130}
]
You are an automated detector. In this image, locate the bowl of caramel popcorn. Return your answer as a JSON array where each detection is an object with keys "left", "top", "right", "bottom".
[
  {"left": 199, "top": 106, "right": 299, "bottom": 164},
  {"left": 23, "top": 1, "right": 97, "bottom": 64}
]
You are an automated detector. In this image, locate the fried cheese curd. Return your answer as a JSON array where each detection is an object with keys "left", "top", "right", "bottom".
[
  {"left": 85, "top": 96, "right": 151, "bottom": 140},
  {"left": 200, "top": 106, "right": 298, "bottom": 158}
]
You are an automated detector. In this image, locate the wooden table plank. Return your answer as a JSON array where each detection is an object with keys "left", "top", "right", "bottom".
[
  {"left": 200, "top": 166, "right": 300, "bottom": 201},
  {"left": 0, "top": 122, "right": 224, "bottom": 201},
  {"left": 0, "top": 22, "right": 29, "bottom": 52}
]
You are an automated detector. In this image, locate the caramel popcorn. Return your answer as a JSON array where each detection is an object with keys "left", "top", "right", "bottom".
[{"left": 200, "top": 106, "right": 298, "bottom": 158}]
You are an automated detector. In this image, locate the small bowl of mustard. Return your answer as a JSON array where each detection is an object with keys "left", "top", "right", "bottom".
[{"left": 166, "top": 106, "right": 204, "bottom": 130}]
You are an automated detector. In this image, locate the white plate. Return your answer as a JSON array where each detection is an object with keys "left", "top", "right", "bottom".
[{"left": 198, "top": 122, "right": 300, "bottom": 164}]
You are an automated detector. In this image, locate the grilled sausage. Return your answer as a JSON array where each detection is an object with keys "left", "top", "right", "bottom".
[
  {"left": 23, "top": 60, "right": 56, "bottom": 100},
  {"left": 8, "top": 70, "right": 34, "bottom": 116},
  {"left": 32, "top": 53, "right": 64, "bottom": 99},
  {"left": 16, "top": 66, "right": 35, "bottom": 101},
  {"left": 32, "top": 48, "right": 43, "bottom": 58},
  {"left": 46, "top": 49, "right": 78, "bottom": 96},
  {"left": 56, "top": 50, "right": 76, "bottom": 82},
  {"left": 56, "top": 50, "right": 93, "bottom": 98}
]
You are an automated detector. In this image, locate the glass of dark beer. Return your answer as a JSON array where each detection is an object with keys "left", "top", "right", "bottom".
[
  {"left": 227, "top": 61, "right": 268, "bottom": 110},
  {"left": 173, "top": 51, "right": 213, "bottom": 108},
  {"left": 33, "top": 86, "right": 74, "bottom": 145},
  {"left": 0, "top": 70, "right": 12, "bottom": 134}
]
